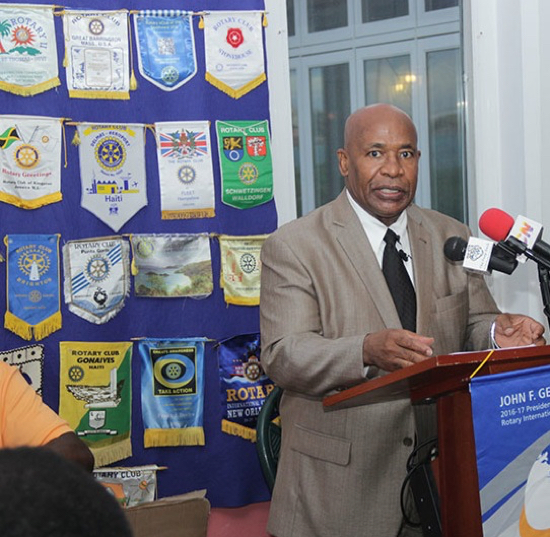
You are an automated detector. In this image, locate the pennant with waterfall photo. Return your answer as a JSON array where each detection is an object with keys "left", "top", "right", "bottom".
[
  {"left": 63, "top": 236, "right": 130, "bottom": 324},
  {"left": 218, "top": 234, "right": 268, "bottom": 306},
  {"left": 4, "top": 234, "right": 61, "bottom": 341},
  {"left": 62, "top": 9, "right": 132, "bottom": 100},
  {"left": 0, "top": 115, "right": 62, "bottom": 209},
  {"left": 137, "top": 338, "right": 207, "bottom": 447},
  {"left": 130, "top": 233, "right": 213, "bottom": 298},
  {"left": 59, "top": 341, "right": 133, "bottom": 467},
  {"left": 218, "top": 333, "right": 274, "bottom": 442},
  {"left": 155, "top": 120, "right": 215, "bottom": 219},
  {"left": 0, "top": 344, "right": 44, "bottom": 395},
  {"left": 76, "top": 123, "right": 147, "bottom": 232},
  {"left": 134, "top": 10, "right": 197, "bottom": 91},
  {"left": 215, "top": 120, "right": 273, "bottom": 209},
  {"left": 203, "top": 11, "right": 266, "bottom": 98},
  {"left": 0, "top": 4, "right": 60, "bottom": 96}
]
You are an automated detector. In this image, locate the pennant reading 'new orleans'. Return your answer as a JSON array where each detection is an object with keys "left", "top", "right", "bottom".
[
  {"left": 4, "top": 234, "right": 61, "bottom": 341},
  {"left": 63, "top": 9, "right": 131, "bottom": 100},
  {"left": 59, "top": 341, "right": 133, "bottom": 467},
  {"left": 138, "top": 338, "right": 207, "bottom": 447},
  {"left": 0, "top": 4, "right": 60, "bottom": 96},
  {"left": 0, "top": 115, "right": 62, "bottom": 209},
  {"left": 216, "top": 120, "right": 273, "bottom": 209},
  {"left": 155, "top": 120, "right": 215, "bottom": 219},
  {"left": 130, "top": 233, "right": 213, "bottom": 298},
  {"left": 203, "top": 11, "right": 266, "bottom": 99},
  {"left": 134, "top": 10, "right": 197, "bottom": 91},
  {"left": 63, "top": 237, "right": 130, "bottom": 324},
  {"left": 0, "top": 344, "right": 44, "bottom": 395},
  {"left": 77, "top": 124, "right": 147, "bottom": 232}
]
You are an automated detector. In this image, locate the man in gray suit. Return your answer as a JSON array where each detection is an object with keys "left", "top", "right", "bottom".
[{"left": 259, "top": 104, "right": 545, "bottom": 537}]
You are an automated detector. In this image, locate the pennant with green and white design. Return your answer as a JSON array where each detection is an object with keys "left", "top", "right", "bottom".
[{"left": 215, "top": 120, "right": 273, "bottom": 209}]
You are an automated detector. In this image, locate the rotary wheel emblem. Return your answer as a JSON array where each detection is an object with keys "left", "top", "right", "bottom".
[
  {"left": 240, "top": 253, "right": 257, "bottom": 273},
  {"left": 161, "top": 66, "right": 180, "bottom": 85},
  {"left": 18, "top": 251, "right": 50, "bottom": 277},
  {"left": 238, "top": 162, "right": 258, "bottom": 185},
  {"left": 96, "top": 137, "right": 126, "bottom": 171},
  {"left": 136, "top": 239, "right": 154, "bottom": 258},
  {"left": 68, "top": 366, "right": 84, "bottom": 382},
  {"left": 14, "top": 144, "right": 40, "bottom": 169},
  {"left": 86, "top": 257, "right": 110, "bottom": 282},
  {"left": 178, "top": 165, "right": 196, "bottom": 184},
  {"left": 28, "top": 290, "right": 42, "bottom": 303},
  {"left": 243, "top": 360, "right": 262, "bottom": 381},
  {"left": 226, "top": 28, "right": 244, "bottom": 48},
  {"left": 88, "top": 19, "right": 105, "bottom": 35}
]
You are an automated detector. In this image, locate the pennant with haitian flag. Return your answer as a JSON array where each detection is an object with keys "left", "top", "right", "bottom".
[
  {"left": 155, "top": 121, "right": 215, "bottom": 219},
  {"left": 203, "top": 11, "right": 266, "bottom": 99},
  {"left": 138, "top": 338, "right": 207, "bottom": 447},
  {"left": 0, "top": 344, "right": 44, "bottom": 395},
  {"left": 216, "top": 120, "right": 273, "bottom": 209},
  {"left": 0, "top": 4, "right": 60, "bottom": 96},
  {"left": 59, "top": 341, "right": 133, "bottom": 467},
  {"left": 218, "top": 234, "right": 268, "bottom": 306},
  {"left": 134, "top": 10, "right": 197, "bottom": 91},
  {"left": 77, "top": 123, "right": 147, "bottom": 232},
  {"left": 63, "top": 236, "right": 130, "bottom": 324},
  {"left": 0, "top": 115, "right": 62, "bottom": 209},
  {"left": 130, "top": 233, "right": 213, "bottom": 298},
  {"left": 62, "top": 9, "right": 131, "bottom": 100},
  {"left": 4, "top": 234, "right": 61, "bottom": 341},
  {"left": 218, "top": 333, "right": 275, "bottom": 442}
]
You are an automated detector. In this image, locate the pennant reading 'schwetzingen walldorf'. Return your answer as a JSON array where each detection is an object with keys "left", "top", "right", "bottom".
[
  {"left": 77, "top": 124, "right": 147, "bottom": 231},
  {"left": 155, "top": 121, "right": 215, "bottom": 219},
  {"left": 4, "top": 234, "right": 61, "bottom": 341},
  {"left": 62, "top": 9, "right": 131, "bottom": 100},
  {"left": 216, "top": 120, "right": 273, "bottom": 209},
  {"left": 134, "top": 10, "right": 197, "bottom": 91},
  {"left": 0, "top": 115, "right": 62, "bottom": 209},
  {"left": 203, "top": 11, "right": 266, "bottom": 98},
  {"left": 59, "top": 341, "right": 133, "bottom": 467},
  {"left": 0, "top": 344, "right": 44, "bottom": 395},
  {"left": 0, "top": 4, "right": 60, "bottom": 96}
]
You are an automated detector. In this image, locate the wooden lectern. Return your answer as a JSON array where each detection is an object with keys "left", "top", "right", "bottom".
[{"left": 323, "top": 345, "right": 550, "bottom": 537}]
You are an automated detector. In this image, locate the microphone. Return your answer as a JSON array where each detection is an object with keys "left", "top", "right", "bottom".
[{"left": 443, "top": 236, "right": 518, "bottom": 275}]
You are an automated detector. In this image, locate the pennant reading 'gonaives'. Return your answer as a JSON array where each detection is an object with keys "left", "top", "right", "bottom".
[
  {"left": 77, "top": 124, "right": 147, "bottom": 232},
  {"left": 0, "top": 4, "right": 60, "bottom": 96},
  {"left": 134, "top": 10, "right": 197, "bottom": 91},
  {"left": 4, "top": 234, "right": 61, "bottom": 341},
  {"left": 155, "top": 121, "right": 215, "bottom": 219},
  {"left": 0, "top": 115, "right": 62, "bottom": 209},
  {"left": 62, "top": 9, "right": 131, "bottom": 100}
]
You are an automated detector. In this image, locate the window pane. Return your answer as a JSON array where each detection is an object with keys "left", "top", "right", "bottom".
[
  {"left": 362, "top": 0, "right": 408, "bottom": 23},
  {"left": 309, "top": 64, "right": 350, "bottom": 207},
  {"left": 290, "top": 69, "right": 301, "bottom": 215},
  {"left": 307, "top": 0, "right": 347, "bottom": 33},
  {"left": 364, "top": 55, "right": 413, "bottom": 116},
  {"left": 426, "top": 48, "right": 464, "bottom": 221},
  {"left": 287, "top": 0, "right": 295, "bottom": 37},
  {"left": 425, "top": 0, "right": 458, "bottom": 12}
]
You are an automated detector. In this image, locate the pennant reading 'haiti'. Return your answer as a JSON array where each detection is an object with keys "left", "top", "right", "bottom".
[
  {"left": 4, "top": 234, "right": 61, "bottom": 341},
  {"left": 77, "top": 123, "right": 147, "bottom": 232},
  {"left": 138, "top": 338, "right": 207, "bottom": 447},
  {"left": 0, "top": 115, "right": 62, "bottom": 209},
  {"left": 63, "top": 9, "right": 131, "bottom": 100},
  {"left": 134, "top": 10, "right": 197, "bottom": 91},
  {"left": 155, "top": 120, "right": 215, "bottom": 219},
  {"left": 59, "top": 341, "right": 133, "bottom": 467},
  {"left": 203, "top": 11, "right": 266, "bottom": 99},
  {"left": 0, "top": 4, "right": 60, "bottom": 96},
  {"left": 216, "top": 120, "right": 273, "bottom": 209}
]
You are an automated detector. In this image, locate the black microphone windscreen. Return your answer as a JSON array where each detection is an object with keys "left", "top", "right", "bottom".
[{"left": 443, "top": 236, "right": 468, "bottom": 262}]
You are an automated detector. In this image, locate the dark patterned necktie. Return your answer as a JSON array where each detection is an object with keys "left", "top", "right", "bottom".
[{"left": 382, "top": 229, "right": 417, "bottom": 332}]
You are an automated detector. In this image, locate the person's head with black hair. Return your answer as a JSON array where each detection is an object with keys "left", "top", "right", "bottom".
[{"left": 0, "top": 447, "right": 133, "bottom": 537}]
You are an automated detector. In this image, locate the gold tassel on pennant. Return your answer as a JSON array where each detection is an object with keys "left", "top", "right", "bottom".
[
  {"left": 199, "top": 15, "right": 204, "bottom": 29},
  {"left": 263, "top": 13, "right": 268, "bottom": 27},
  {"left": 71, "top": 129, "right": 81, "bottom": 146},
  {"left": 144, "top": 427, "right": 205, "bottom": 447},
  {"left": 32, "top": 311, "right": 62, "bottom": 341},
  {"left": 222, "top": 419, "right": 257, "bottom": 442},
  {"left": 4, "top": 311, "right": 33, "bottom": 341},
  {"left": 128, "top": 13, "right": 138, "bottom": 91}
]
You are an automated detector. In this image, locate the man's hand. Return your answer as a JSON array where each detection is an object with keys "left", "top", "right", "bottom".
[
  {"left": 363, "top": 329, "right": 435, "bottom": 372},
  {"left": 494, "top": 313, "right": 546, "bottom": 348}
]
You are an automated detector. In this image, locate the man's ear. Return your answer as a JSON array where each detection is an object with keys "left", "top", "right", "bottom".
[{"left": 337, "top": 148, "right": 348, "bottom": 177}]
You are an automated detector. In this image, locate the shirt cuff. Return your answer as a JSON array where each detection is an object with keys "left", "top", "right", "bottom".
[{"left": 490, "top": 321, "right": 501, "bottom": 349}]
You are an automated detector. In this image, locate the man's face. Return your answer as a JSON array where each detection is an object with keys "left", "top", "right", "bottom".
[{"left": 337, "top": 109, "right": 420, "bottom": 226}]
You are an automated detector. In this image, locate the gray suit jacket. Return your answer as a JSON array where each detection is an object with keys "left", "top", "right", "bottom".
[{"left": 259, "top": 191, "right": 500, "bottom": 537}]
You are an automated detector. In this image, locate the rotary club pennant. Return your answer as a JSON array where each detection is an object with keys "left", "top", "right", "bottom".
[
  {"left": 4, "top": 234, "right": 61, "bottom": 341},
  {"left": 216, "top": 120, "right": 273, "bottom": 209},
  {"left": 76, "top": 123, "right": 147, "bottom": 232},
  {"left": 62, "top": 9, "right": 131, "bottom": 100},
  {"left": 203, "top": 11, "right": 266, "bottom": 98},
  {"left": 130, "top": 233, "right": 213, "bottom": 298},
  {"left": 63, "top": 237, "right": 130, "bottom": 324},
  {"left": 0, "top": 4, "right": 60, "bottom": 96},
  {"left": 134, "top": 10, "right": 197, "bottom": 91},
  {"left": 218, "top": 234, "right": 268, "bottom": 306},
  {"left": 0, "top": 344, "right": 44, "bottom": 395},
  {"left": 0, "top": 115, "right": 62, "bottom": 209},
  {"left": 59, "top": 341, "right": 133, "bottom": 467},
  {"left": 155, "top": 121, "right": 215, "bottom": 219}
]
